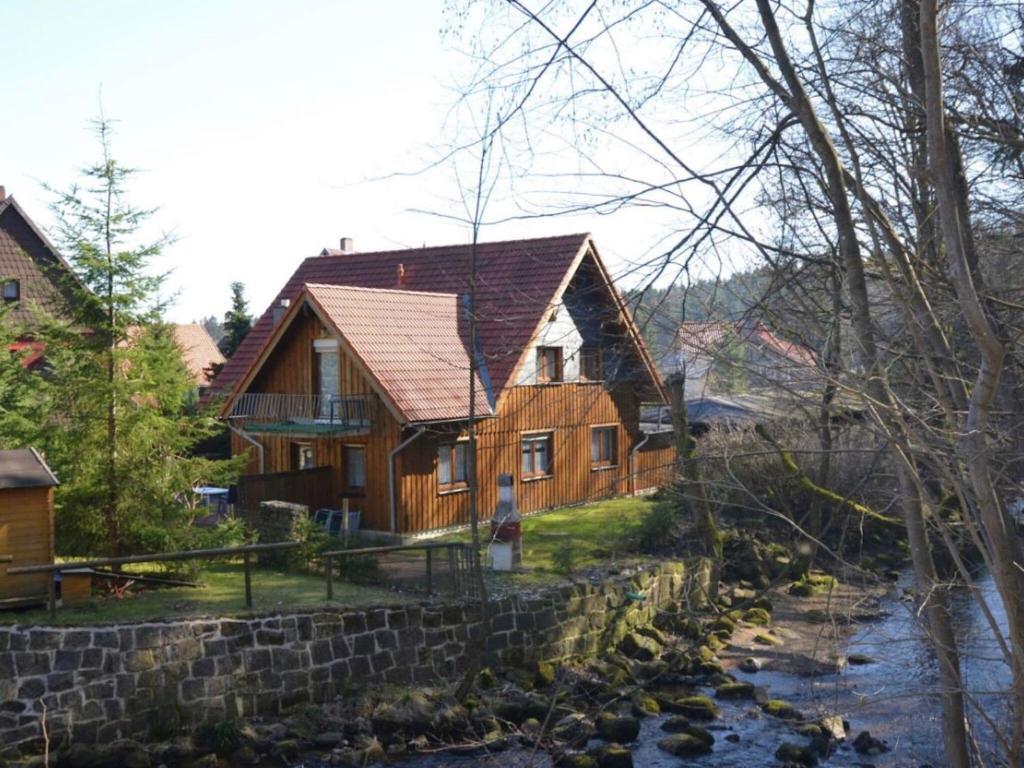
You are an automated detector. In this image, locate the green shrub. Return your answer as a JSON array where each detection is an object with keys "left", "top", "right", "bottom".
[
  {"left": 633, "top": 500, "right": 684, "bottom": 552},
  {"left": 550, "top": 537, "right": 579, "bottom": 575},
  {"left": 195, "top": 719, "right": 244, "bottom": 756}
]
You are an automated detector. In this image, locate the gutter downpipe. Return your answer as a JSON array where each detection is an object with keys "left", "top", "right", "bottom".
[
  {"left": 227, "top": 422, "right": 265, "bottom": 474},
  {"left": 390, "top": 426, "right": 426, "bottom": 533},
  {"left": 629, "top": 432, "right": 651, "bottom": 496}
]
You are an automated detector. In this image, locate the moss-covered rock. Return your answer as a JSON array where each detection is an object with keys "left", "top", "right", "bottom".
[
  {"left": 753, "top": 632, "right": 781, "bottom": 646},
  {"left": 631, "top": 693, "right": 660, "bottom": 718},
  {"left": 775, "top": 741, "right": 817, "bottom": 766},
  {"left": 618, "top": 632, "right": 662, "bottom": 662},
  {"left": 590, "top": 743, "right": 634, "bottom": 768},
  {"left": 752, "top": 595, "right": 773, "bottom": 611},
  {"left": 714, "top": 681, "right": 755, "bottom": 699},
  {"left": 659, "top": 715, "right": 690, "bottom": 733},
  {"left": 558, "top": 754, "right": 598, "bottom": 768},
  {"left": 705, "top": 634, "right": 726, "bottom": 652},
  {"left": 742, "top": 607, "right": 771, "bottom": 626},
  {"left": 656, "top": 734, "right": 712, "bottom": 756},
  {"left": 761, "top": 699, "right": 802, "bottom": 720},
  {"left": 709, "top": 616, "right": 736, "bottom": 635},
  {"left": 596, "top": 713, "right": 641, "bottom": 743},
  {"left": 674, "top": 695, "right": 718, "bottom": 721},
  {"left": 535, "top": 660, "right": 557, "bottom": 687}
]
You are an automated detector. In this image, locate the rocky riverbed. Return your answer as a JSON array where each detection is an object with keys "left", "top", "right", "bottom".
[{"left": 42, "top": 558, "right": 1011, "bottom": 768}]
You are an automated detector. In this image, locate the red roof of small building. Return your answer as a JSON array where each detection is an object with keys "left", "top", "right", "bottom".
[{"left": 211, "top": 233, "right": 593, "bottom": 404}]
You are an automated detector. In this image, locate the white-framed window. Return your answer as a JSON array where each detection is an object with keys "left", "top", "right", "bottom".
[
  {"left": 521, "top": 432, "right": 554, "bottom": 479},
  {"left": 580, "top": 345, "right": 602, "bottom": 381},
  {"left": 2, "top": 280, "right": 19, "bottom": 301}
]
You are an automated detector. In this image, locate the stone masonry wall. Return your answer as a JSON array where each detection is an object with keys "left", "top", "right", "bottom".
[{"left": 0, "top": 560, "right": 709, "bottom": 759}]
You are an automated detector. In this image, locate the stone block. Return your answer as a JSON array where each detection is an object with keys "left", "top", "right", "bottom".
[
  {"left": 54, "top": 649, "right": 81, "bottom": 672},
  {"left": 310, "top": 639, "right": 333, "bottom": 666},
  {"left": 16, "top": 678, "right": 45, "bottom": 699},
  {"left": 342, "top": 613, "right": 366, "bottom": 634},
  {"left": 134, "top": 626, "right": 164, "bottom": 649},
  {"left": 28, "top": 630, "right": 61, "bottom": 651},
  {"left": 123, "top": 649, "right": 155, "bottom": 673},
  {"left": 14, "top": 652, "right": 50, "bottom": 677}
]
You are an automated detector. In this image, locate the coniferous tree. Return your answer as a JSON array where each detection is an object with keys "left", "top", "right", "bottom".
[
  {"left": 219, "top": 281, "right": 251, "bottom": 358},
  {"left": 37, "top": 118, "right": 245, "bottom": 556}
]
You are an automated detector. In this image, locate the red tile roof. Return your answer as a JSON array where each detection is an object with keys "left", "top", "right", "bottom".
[
  {"left": 210, "top": 233, "right": 592, "bottom": 405},
  {"left": 302, "top": 284, "right": 493, "bottom": 423},
  {"left": 678, "top": 321, "right": 816, "bottom": 367},
  {"left": 172, "top": 324, "right": 225, "bottom": 386}
]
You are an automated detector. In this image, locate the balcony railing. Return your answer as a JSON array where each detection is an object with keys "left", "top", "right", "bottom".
[{"left": 228, "top": 393, "right": 373, "bottom": 435}]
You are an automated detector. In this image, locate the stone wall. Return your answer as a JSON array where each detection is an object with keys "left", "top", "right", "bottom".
[{"left": 0, "top": 560, "right": 709, "bottom": 759}]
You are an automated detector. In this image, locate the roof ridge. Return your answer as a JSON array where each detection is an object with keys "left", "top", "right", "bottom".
[
  {"left": 310, "top": 232, "right": 591, "bottom": 261},
  {"left": 304, "top": 282, "right": 459, "bottom": 299}
]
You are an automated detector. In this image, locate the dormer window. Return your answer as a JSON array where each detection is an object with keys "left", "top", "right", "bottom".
[
  {"left": 2, "top": 279, "right": 19, "bottom": 301},
  {"left": 537, "top": 346, "right": 563, "bottom": 383}
]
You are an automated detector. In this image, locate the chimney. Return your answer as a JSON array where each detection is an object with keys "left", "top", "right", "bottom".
[
  {"left": 339, "top": 237, "right": 355, "bottom": 253},
  {"left": 0, "top": 186, "right": 6, "bottom": 202},
  {"left": 272, "top": 298, "right": 291, "bottom": 325},
  {"left": 397, "top": 263, "right": 406, "bottom": 287}
]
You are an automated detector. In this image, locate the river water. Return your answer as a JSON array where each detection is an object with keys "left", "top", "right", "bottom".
[{"left": 302, "top": 570, "right": 1012, "bottom": 767}]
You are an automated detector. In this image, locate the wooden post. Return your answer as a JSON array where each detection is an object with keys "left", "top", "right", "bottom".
[
  {"left": 48, "top": 571, "right": 57, "bottom": 619},
  {"left": 448, "top": 544, "right": 458, "bottom": 596},
  {"left": 325, "top": 554, "right": 334, "bottom": 601},
  {"left": 341, "top": 498, "right": 350, "bottom": 546},
  {"left": 425, "top": 548, "right": 433, "bottom": 596},
  {"left": 243, "top": 552, "right": 253, "bottom": 609}
]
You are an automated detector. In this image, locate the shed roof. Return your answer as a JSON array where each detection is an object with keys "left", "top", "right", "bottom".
[{"left": 0, "top": 448, "right": 59, "bottom": 490}]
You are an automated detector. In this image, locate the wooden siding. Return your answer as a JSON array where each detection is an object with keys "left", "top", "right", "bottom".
[
  {"left": 0, "top": 486, "right": 54, "bottom": 600},
  {"left": 233, "top": 308, "right": 404, "bottom": 530},
  {"left": 395, "top": 383, "right": 674, "bottom": 533}
]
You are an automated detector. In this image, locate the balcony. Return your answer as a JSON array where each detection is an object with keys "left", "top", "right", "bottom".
[{"left": 228, "top": 393, "right": 373, "bottom": 436}]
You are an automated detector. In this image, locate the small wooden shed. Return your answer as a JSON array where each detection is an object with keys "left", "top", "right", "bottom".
[{"left": 0, "top": 448, "right": 58, "bottom": 606}]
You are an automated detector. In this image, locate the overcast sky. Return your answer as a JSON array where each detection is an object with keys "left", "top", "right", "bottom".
[{"left": 1, "top": 1, "right": 735, "bottom": 324}]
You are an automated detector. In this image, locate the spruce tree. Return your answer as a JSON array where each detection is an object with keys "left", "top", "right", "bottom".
[
  {"left": 40, "top": 118, "right": 244, "bottom": 556},
  {"left": 219, "top": 281, "right": 251, "bottom": 358}
]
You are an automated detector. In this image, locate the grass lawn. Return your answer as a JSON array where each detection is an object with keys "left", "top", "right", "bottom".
[
  {"left": 444, "top": 495, "right": 658, "bottom": 581},
  {"left": 0, "top": 562, "right": 406, "bottom": 626}
]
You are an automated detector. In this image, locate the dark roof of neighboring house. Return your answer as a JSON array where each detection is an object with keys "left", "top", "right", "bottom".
[
  {"left": 677, "top": 321, "right": 816, "bottom": 368},
  {"left": 265, "top": 284, "right": 493, "bottom": 423},
  {"left": 0, "top": 448, "right": 59, "bottom": 490},
  {"left": 0, "top": 194, "right": 79, "bottom": 326},
  {"left": 172, "top": 324, "right": 225, "bottom": 386}
]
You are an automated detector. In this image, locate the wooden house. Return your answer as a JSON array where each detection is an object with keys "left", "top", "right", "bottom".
[
  {"left": 0, "top": 448, "right": 58, "bottom": 605},
  {"left": 213, "top": 234, "right": 676, "bottom": 534}
]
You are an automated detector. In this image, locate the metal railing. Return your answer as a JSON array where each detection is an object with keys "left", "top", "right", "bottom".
[
  {"left": 228, "top": 393, "right": 372, "bottom": 430},
  {"left": 319, "top": 541, "right": 478, "bottom": 601}
]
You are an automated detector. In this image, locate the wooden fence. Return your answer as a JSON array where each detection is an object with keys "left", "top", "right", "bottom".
[
  {"left": 237, "top": 465, "right": 334, "bottom": 512},
  {"left": 7, "top": 540, "right": 478, "bottom": 618}
]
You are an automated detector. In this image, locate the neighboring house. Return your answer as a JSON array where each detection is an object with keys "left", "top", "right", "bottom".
[
  {"left": 172, "top": 323, "right": 225, "bottom": 392},
  {"left": 0, "top": 448, "right": 58, "bottom": 606},
  {"left": 670, "top": 320, "right": 817, "bottom": 398},
  {"left": 214, "top": 233, "right": 675, "bottom": 534},
  {"left": 0, "top": 187, "right": 79, "bottom": 359}
]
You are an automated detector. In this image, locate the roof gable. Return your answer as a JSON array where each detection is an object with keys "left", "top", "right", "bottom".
[{"left": 0, "top": 196, "right": 78, "bottom": 326}]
